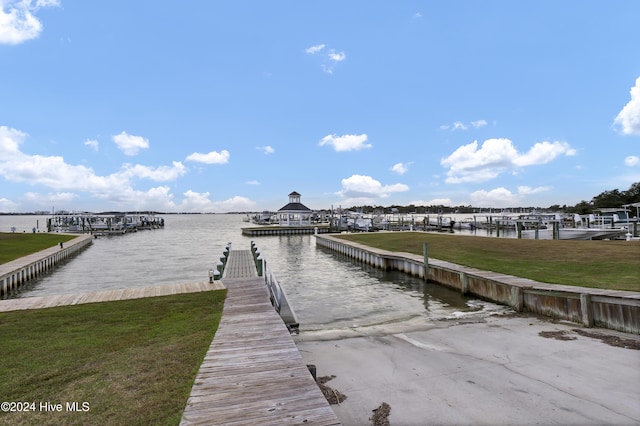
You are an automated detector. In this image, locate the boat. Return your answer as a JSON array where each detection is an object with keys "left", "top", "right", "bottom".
[
  {"left": 593, "top": 207, "right": 639, "bottom": 230},
  {"left": 252, "top": 211, "right": 276, "bottom": 225}
]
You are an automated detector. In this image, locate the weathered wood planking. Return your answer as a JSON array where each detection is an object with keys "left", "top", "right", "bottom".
[
  {"left": 222, "top": 249, "right": 258, "bottom": 279},
  {"left": 181, "top": 251, "right": 340, "bottom": 426},
  {"left": 0, "top": 281, "right": 224, "bottom": 312}
]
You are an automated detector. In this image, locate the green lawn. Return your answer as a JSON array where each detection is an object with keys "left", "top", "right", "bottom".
[
  {"left": 335, "top": 232, "right": 640, "bottom": 292},
  {"left": 0, "top": 291, "right": 225, "bottom": 426},
  {"left": 0, "top": 232, "right": 77, "bottom": 264}
]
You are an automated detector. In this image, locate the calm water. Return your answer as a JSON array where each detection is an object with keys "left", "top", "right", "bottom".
[{"left": 0, "top": 214, "right": 508, "bottom": 333}]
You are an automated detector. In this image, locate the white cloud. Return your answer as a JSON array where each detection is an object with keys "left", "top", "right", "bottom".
[
  {"left": 0, "top": 125, "right": 189, "bottom": 210},
  {"left": 452, "top": 121, "right": 467, "bottom": 131},
  {"left": 246, "top": 180, "right": 260, "bottom": 185},
  {"left": 468, "top": 185, "right": 552, "bottom": 208},
  {"left": 624, "top": 155, "right": 640, "bottom": 167},
  {"left": 328, "top": 50, "right": 346, "bottom": 62},
  {"left": 112, "top": 131, "right": 150, "bottom": 156},
  {"left": 0, "top": 0, "right": 59, "bottom": 45},
  {"left": 211, "top": 195, "right": 256, "bottom": 212},
  {"left": 131, "top": 189, "right": 256, "bottom": 213},
  {"left": 98, "top": 185, "right": 177, "bottom": 211},
  {"left": 0, "top": 125, "right": 259, "bottom": 213},
  {"left": 441, "top": 138, "right": 516, "bottom": 183},
  {"left": 0, "top": 125, "right": 26, "bottom": 155},
  {"left": 305, "top": 44, "right": 325, "bottom": 54},
  {"left": 513, "top": 141, "right": 576, "bottom": 166},
  {"left": 172, "top": 192, "right": 255, "bottom": 213},
  {"left": 23, "top": 191, "right": 77, "bottom": 204},
  {"left": 517, "top": 185, "right": 551, "bottom": 195},
  {"left": 470, "top": 187, "right": 520, "bottom": 208},
  {"left": 306, "top": 43, "right": 346, "bottom": 74},
  {"left": 175, "top": 190, "right": 215, "bottom": 213},
  {"left": 257, "top": 145, "right": 274, "bottom": 155},
  {"left": 441, "top": 138, "right": 576, "bottom": 183},
  {"left": 319, "top": 134, "right": 371, "bottom": 152},
  {"left": 118, "top": 162, "right": 187, "bottom": 182},
  {"left": 185, "top": 149, "right": 230, "bottom": 164},
  {"left": 84, "top": 139, "right": 99, "bottom": 151},
  {"left": 336, "top": 174, "right": 409, "bottom": 205},
  {"left": 1, "top": 151, "right": 107, "bottom": 190},
  {"left": 391, "top": 162, "right": 412, "bottom": 175},
  {"left": 614, "top": 76, "right": 640, "bottom": 136},
  {"left": 0, "top": 152, "right": 186, "bottom": 196},
  {"left": 441, "top": 119, "right": 488, "bottom": 131},
  {"left": 0, "top": 196, "right": 19, "bottom": 212}
]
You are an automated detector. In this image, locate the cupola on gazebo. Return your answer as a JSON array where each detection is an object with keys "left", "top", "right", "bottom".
[{"left": 277, "top": 191, "right": 312, "bottom": 226}]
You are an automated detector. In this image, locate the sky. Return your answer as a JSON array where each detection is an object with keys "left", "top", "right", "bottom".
[{"left": 1, "top": 1, "right": 639, "bottom": 213}]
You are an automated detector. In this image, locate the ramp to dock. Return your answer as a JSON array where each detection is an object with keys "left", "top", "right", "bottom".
[{"left": 181, "top": 250, "right": 339, "bottom": 425}]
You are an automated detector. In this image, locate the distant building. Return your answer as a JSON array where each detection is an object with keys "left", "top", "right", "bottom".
[{"left": 277, "top": 191, "right": 312, "bottom": 226}]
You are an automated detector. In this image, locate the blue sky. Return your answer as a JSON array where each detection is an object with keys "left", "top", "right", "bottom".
[{"left": 1, "top": 1, "right": 639, "bottom": 213}]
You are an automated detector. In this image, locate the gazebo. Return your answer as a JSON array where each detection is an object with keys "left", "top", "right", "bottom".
[{"left": 277, "top": 191, "right": 312, "bottom": 226}]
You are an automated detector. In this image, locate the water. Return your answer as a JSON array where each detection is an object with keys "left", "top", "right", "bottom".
[{"left": 0, "top": 214, "right": 509, "bottom": 333}]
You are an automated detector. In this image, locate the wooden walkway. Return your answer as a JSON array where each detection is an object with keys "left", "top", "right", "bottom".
[
  {"left": 0, "top": 281, "right": 224, "bottom": 312},
  {"left": 181, "top": 250, "right": 340, "bottom": 425},
  {"left": 222, "top": 248, "right": 258, "bottom": 279}
]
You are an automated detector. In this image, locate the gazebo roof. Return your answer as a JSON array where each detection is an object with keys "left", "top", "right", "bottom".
[
  {"left": 278, "top": 202, "right": 311, "bottom": 212},
  {"left": 277, "top": 190, "right": 312, "bottom": 212}
]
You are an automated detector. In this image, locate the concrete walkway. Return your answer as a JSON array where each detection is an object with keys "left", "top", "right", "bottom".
[{"left": 295, "top": 311, "right": 640, "bottom": 426}]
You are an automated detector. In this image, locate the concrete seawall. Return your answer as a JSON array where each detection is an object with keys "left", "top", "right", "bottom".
[
  {"left": 315, "top": 234, "right": 640, "bottom": 334},
  {"left": 0, "top": 234, "right": 93, "bottom": 297}
]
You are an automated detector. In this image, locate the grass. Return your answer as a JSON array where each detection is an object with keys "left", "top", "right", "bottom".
[
  {"left": 0, "top": 290, "right": 225, "bottom": 426},
  {"left": 0, "top": 233, "right": 77, "bottom": 264},
  {"left": 335, "top": 232, "right": 640, "bottom": 292}
]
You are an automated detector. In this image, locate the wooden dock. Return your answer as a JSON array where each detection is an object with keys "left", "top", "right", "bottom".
[
  {"left": 241, "top": 224, "right": 330, "bottom": 237},
  {"left": 0, "top": 281, "right": 224, "bottom": 312},
  {"left": 181, "top": 250, "right": 340, "bottom": 425}
]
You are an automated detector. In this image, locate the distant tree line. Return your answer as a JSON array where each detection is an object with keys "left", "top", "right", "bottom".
[
  {"left": 558, "top": 182, "right": 639, "bottom": 214},
  {"left": 342, "top": 182, "right": 640, "bottom": 217}
]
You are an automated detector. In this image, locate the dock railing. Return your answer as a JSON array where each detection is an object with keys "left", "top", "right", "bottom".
[
  {"left": 263, "top": 259, "right": 283, "bottom": 312},
  {"left": 251, "top": 241, "right": 300, "bottom": 333}
]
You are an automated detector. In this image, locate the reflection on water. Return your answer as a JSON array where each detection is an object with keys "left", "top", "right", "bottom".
[{"left": 1, "top": 214, "right": 510, "bottom": 332}]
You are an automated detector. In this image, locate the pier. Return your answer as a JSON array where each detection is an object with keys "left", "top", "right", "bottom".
[{"left": 181, "top": 248, "right": 339, "bottom": 425}]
